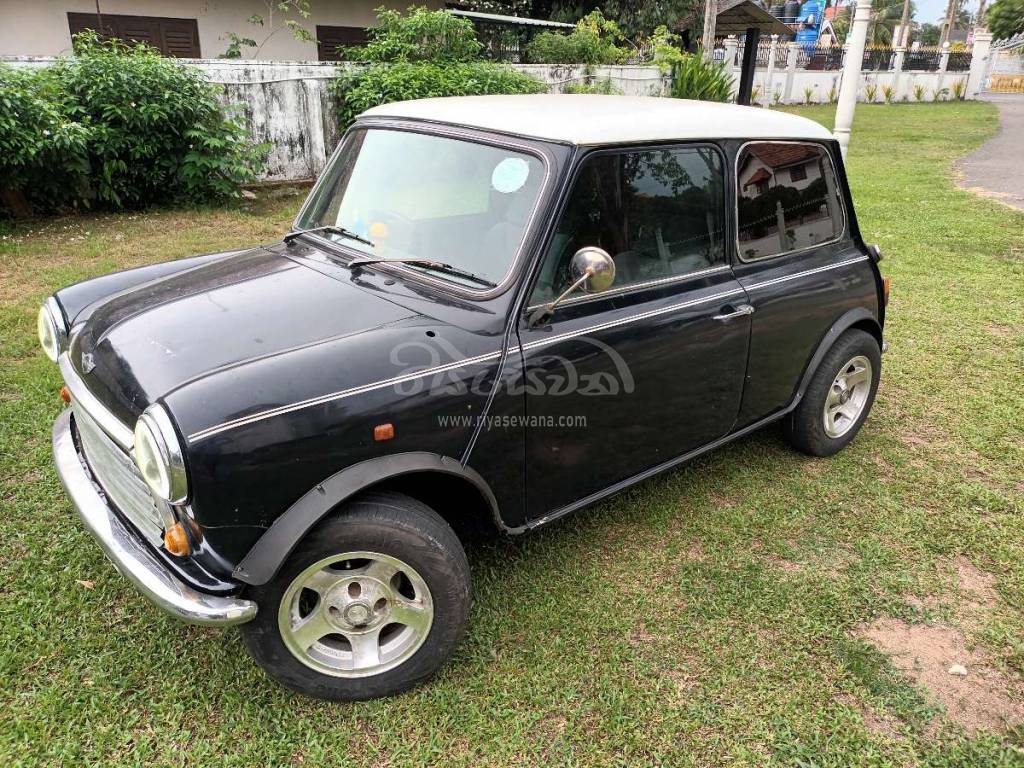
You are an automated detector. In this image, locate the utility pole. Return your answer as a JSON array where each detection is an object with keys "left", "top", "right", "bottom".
[
  {"left": 833, "top": 0, "right": 872, "bottom": 158},
  {"left": 701, "top": 0, "right": 718, "bottom": 58}
]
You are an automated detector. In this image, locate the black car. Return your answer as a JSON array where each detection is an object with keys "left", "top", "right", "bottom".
[{"left": 42, "top": 95, "right": 888, "bottom": 701}]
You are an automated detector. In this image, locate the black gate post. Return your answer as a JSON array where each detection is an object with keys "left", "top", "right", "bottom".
[{"left": 736, "top": 26, "right": 760, "bottom": 105}]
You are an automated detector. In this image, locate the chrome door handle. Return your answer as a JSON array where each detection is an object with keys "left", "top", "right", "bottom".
[{"left": 713, "top": 304, "right": 755, "bottom": 321}]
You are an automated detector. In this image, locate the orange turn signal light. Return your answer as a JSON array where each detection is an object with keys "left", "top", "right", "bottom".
[
  {"left": 164, "top": 522, "right": 191, "bottom": 557},
  {"left": 374, "top": 423, "right": 395, "bottom": 442},
  {"left": 59, "top": 385, "right": 71, "bottom": 404},
  {"left": 883, "top": 276, "right": 891, "bottom": 307}
]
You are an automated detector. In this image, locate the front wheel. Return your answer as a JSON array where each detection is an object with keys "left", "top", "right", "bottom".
[
  {"left": 240, "top": 491, "right": 471, "bottom": 700},
  {"left": 783, "top": 329, "right": 881, "bottom": 457}
]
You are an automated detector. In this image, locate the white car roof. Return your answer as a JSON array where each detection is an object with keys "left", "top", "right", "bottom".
[{"left": 360, "top": 94, "right": 834, "bottom": 145}]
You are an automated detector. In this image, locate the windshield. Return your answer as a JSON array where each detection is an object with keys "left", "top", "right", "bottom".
[{"left": 297, "top": 127, "right": 546, "bottom": 290}]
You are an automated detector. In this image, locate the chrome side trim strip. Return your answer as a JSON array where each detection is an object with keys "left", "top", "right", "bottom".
[
  {"left": 525, "top": 264, "right": 732, "bottom": 312},
  {"left": 186, "top": 256, "right": 868, "bottom": 442},
  {"left": 742, "top": 255, "right": 869, "bottom": 292},
  {"left": 58, "top": 352, "right": 134, "bottom": 450},
  {"left": 520, "top": 286, "right": 747, "bottom": 353},
  {"left": 53, "top": 410, "right": 257, "bottom": 626},
  {"left": 187, "top": 348, "right": 503, "bottom": 443}
]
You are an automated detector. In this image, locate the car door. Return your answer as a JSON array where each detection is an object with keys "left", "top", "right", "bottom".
[
  {"left": 731, "top": 140, "right": 877, "bottom": 427},
  {"left": 515, "top": 144, "right": 751, "bottom": 522}
]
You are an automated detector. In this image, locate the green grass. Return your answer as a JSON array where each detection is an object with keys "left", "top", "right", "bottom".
[{"left": 1, "top": 103, "right": 1022, "bottom": 766}]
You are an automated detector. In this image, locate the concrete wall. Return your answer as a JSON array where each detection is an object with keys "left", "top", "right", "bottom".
[
  {"left": 514, "top": 64, "right": 667, "bottom": 97},
  {"left": 0, "top": 55, "right": 979, "bottom": 182},
  {"left": 0, "top": 0, "right": 441, "bottom": 59}
]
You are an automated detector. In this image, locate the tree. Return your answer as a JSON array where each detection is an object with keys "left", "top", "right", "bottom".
[
  {"left": 220, "top": 0, "right": 313, "bottom": 58},
  {"left": 547, "top": 0, "right": 703, "bottom": 40},
  {"left": 987, "top": 0, "right": 1024, "bottom": 38},
  {"left": 832, "top": 0, "right": 908, "bottom": 43},
  {"left": 917, "top": 22, "right": 942, "bottom": 43}
]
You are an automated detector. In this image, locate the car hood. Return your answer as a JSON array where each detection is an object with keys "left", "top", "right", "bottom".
[{"left": 71, "top": 247, "right": 417, "bottom": 420}]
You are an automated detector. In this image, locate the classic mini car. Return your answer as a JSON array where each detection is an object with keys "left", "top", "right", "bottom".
[{"left": 41, "top": 95, "right": 888, "bottom": 700}]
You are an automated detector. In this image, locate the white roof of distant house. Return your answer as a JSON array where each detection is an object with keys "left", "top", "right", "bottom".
[{"left": 360, "top": 95, "right": 834, "bottom": 145}]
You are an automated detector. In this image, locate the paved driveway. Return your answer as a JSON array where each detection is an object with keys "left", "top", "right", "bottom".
[{"left": 957, "top": 94, "right": 1024, "bottom": 210}]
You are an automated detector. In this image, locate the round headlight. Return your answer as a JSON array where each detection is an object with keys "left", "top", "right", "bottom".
[
  {"left": 133, "top": 405, "right": 188, "bottom": 504},
  {"left": 37, "top": 302, "right": 61, "bottom": 362}
]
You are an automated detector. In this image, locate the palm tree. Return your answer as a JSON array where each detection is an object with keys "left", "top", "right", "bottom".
[{"left": 831, "top": 0, "right": 911, "bottom": 43}]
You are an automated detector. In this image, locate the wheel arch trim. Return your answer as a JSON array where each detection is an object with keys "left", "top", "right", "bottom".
[
  {"left": 790, "top": 307, "right": 882, "bottom": 410},
  {"left": 233, "top": 452, "right": 503, "bottom": 585}
]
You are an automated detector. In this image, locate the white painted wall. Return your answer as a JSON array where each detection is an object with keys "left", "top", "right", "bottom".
[{"left": 0, "top": 0, "right": 441, "bottom": 59}]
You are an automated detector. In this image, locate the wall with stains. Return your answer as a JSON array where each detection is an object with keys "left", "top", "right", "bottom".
[{"left": 2, "top": 56, "right": 665, "bottom": 182}]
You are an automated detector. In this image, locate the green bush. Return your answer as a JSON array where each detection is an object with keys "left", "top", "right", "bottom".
[
  {"left": 0, "top": 32, "right": 267, "bottom": 215},
  {"left": 987, "top": 0, "right": 1024, "bottom": 40},
  {"left": 525, "top": 11, "right": 629, "bottom": 65},
  {"left": 334, "top": 61, "right": 546, "bottom": 128},
  {"left": 0, "top": 65, "right": 90, "bottom": 212},
  {"left": 345, "top": 5, "right": 482, "bottom": 63},
  {"left": 332, "top": 7, "right": 546, "bottom": 129},
  {"left": 669, "top": 53, "right": 734, "bottom": 103},
  {"left": 563, "top": 77, "right": 623, "bottom": 94}
]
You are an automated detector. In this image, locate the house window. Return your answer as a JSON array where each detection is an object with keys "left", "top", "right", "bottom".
[
  {"left": 316, "top": 25, "right": 369, "bottom": 61},
  {"left": 67, "top": 13, "right": 201, "bottom": 57},
  {"left": 736, "top": 142, "right": 844, "bottom": 261}
]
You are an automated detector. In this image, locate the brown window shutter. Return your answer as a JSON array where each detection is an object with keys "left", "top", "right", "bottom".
[
  {"left": 316, "top": 25, "right": 368, "bottom": 61},
  {"left": 67, "top": 12, "right": 200, "bottom": 57}
]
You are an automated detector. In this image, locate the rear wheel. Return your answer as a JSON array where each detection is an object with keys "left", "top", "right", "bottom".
[
  {"left": 783, "top": 329, "right": 881, "bottom": 457},
  {"left": 240, "top": 491, "right": 471, "bottom": 700}
]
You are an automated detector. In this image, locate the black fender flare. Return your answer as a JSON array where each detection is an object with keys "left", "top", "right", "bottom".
[
  {"left": 789, "top": 307, "right": 883, "bottom": 411},
  {"left": 233, "top": 452, "right": 502, "bottom": 585}
]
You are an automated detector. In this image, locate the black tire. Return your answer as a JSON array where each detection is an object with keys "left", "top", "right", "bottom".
[
  {"left": 240, "top": 491, "right": 471, "bottom": 701},
  {"left": 783, "top": 329, "right": 881, "bottom": 457}
]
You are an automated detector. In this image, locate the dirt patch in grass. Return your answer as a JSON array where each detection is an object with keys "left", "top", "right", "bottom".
[
  {"left": 834, "top": 691, "right": 903, "bottom": 739},
  {"left": 854, "top": 618, "right": 1024, "bottom": 733},
  {"left": 953, "top": 556, "right": 999, "bottom": 610}
]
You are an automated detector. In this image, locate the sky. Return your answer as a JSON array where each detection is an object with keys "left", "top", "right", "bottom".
[{"left": 832, "top": 0, "right": 982, "bottom": 26}]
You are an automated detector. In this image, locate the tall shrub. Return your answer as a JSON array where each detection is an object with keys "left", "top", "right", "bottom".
[
  {"left": 0, "top": 32, "right": 267, "bottom": 215},
  {"left": 331, "top": 7, "right": 546, "bottom": 129},
  {"left": 669, "top": 53, "right": 734, "bottom": 102},
  {"left": 51, "top": 33, "right": 267, "bottom": 208},
  {"left": 0, "top": 65, "right": 90, "bottom": 214},
  {"left": 525, "top": 10, "right": 630, "bottom": 64}
]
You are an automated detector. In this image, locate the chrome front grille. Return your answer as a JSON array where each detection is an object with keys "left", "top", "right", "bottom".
[{"left": 73, "top": 403, "right": 169, "bottom": 547}]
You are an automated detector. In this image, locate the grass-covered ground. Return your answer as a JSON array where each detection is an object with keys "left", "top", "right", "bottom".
[{"left": 1, "top": 103, "right": 1022, "bottom": 767}]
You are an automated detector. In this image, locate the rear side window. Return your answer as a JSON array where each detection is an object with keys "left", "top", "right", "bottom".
[{"left": 736, "top": 142, "right": 844, "bottom": 261}]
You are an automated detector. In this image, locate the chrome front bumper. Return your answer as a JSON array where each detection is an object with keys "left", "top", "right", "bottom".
[{"left": 52, "top": 409, "right": 257, "bottom": 626}]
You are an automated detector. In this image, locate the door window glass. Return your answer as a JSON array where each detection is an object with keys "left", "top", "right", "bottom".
[
  {"left": 736, "top": 142, "right": 844, "bottom": 261},
  {"left": 530, "top": 147, "right": 726, "bottom": 304}
]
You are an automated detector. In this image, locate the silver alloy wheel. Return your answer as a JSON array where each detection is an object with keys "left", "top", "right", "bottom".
[
  {"left": 278, "top": 551, "right": 433, "bottom": 678},
  {"left": 823, "top": 354, "right": 873, "bottom": 438}
]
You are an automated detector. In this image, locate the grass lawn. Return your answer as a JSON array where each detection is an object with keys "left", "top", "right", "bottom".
[{"left": 1, "top": 102, "right": 1022, "bottom": 767}]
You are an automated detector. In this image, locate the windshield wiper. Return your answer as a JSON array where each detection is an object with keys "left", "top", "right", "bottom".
[
  {"left": 283, "top": 225, "right": 375, "bottom": 249},
  {"left": 349, "top": 257, "right": 497, "bottom": 288}
]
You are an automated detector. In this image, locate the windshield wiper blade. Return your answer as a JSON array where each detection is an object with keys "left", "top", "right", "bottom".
[
  {"left": 283, "top": 225, "right": 375, "bottom": 249},
  {"left": 349, "top": 257, "right": 497, "bottom": 288}
]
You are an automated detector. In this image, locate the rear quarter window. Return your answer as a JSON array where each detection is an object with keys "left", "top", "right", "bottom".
[{"left": 736, "top": 142, "right": 845, "bottom": 261}]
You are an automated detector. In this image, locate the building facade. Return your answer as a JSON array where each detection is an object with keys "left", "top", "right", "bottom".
[{"left": 0, "top": 1, "right": 442, "bottom": 60}]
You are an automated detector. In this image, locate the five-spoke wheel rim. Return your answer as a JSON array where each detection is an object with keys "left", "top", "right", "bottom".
[
  {"left": 823, "top": 355, "right": 873, "bottom": 438},
  {"left": 278, "top": 551, "right": 433, "bottom": 678}
]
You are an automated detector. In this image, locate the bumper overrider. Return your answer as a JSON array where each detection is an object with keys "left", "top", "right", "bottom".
[{"left": 52, "top": 409, "right": 257, "bottom": 626}]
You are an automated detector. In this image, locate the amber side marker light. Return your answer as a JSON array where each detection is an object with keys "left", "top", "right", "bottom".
[
  {"left": 59, "top": 386, "right": 71, "bottom": 404},
  {"left": 374, "top": 423, "right": 395, "bottom": 442},
  {"left": 164, "top": 522, "right": 191, "bottom": 557},
  {"left": 883, "top": 277, "right": 891, "bottom": 307}
]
